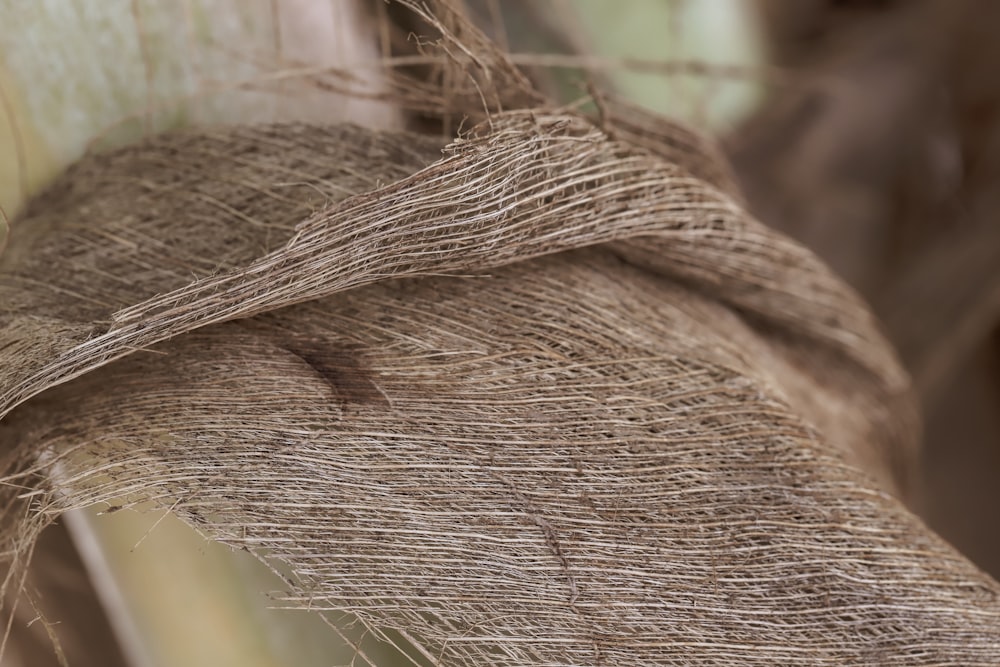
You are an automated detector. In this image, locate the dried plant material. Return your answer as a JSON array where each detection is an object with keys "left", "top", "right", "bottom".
[
  {"left": 2, "top": 1, "right": 999, "bottom": 665},
  {"left": 0, "top": 113, "right": 904, "bottom": 424},
  {"left": 734, "top": 0, "right": 1000, "bottom": 578},
  {"left": 732, "top": 0, "right": 1000, "bottom": 389}
]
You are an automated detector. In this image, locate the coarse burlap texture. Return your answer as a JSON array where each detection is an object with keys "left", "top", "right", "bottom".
[{"left": 2, "top": 1, "right": 999, "bottom": 664}]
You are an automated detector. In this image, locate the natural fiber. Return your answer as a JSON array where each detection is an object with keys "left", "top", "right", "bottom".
[{"left": 2, "top": 1, "right": 999, "bottom": 665}]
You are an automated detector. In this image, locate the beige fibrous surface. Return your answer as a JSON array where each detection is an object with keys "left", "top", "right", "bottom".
[{"left": 1, "top": 2, "right": 999, "bottom": 665}]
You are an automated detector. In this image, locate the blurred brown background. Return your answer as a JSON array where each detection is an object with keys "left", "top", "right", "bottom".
[{"left": 729, "top": 0, "right": 1000, "bottom": 577}]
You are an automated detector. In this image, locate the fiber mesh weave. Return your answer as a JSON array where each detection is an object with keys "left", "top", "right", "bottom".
[{"left": 2, "top": 1, "right": 998, "bottom": 664}]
